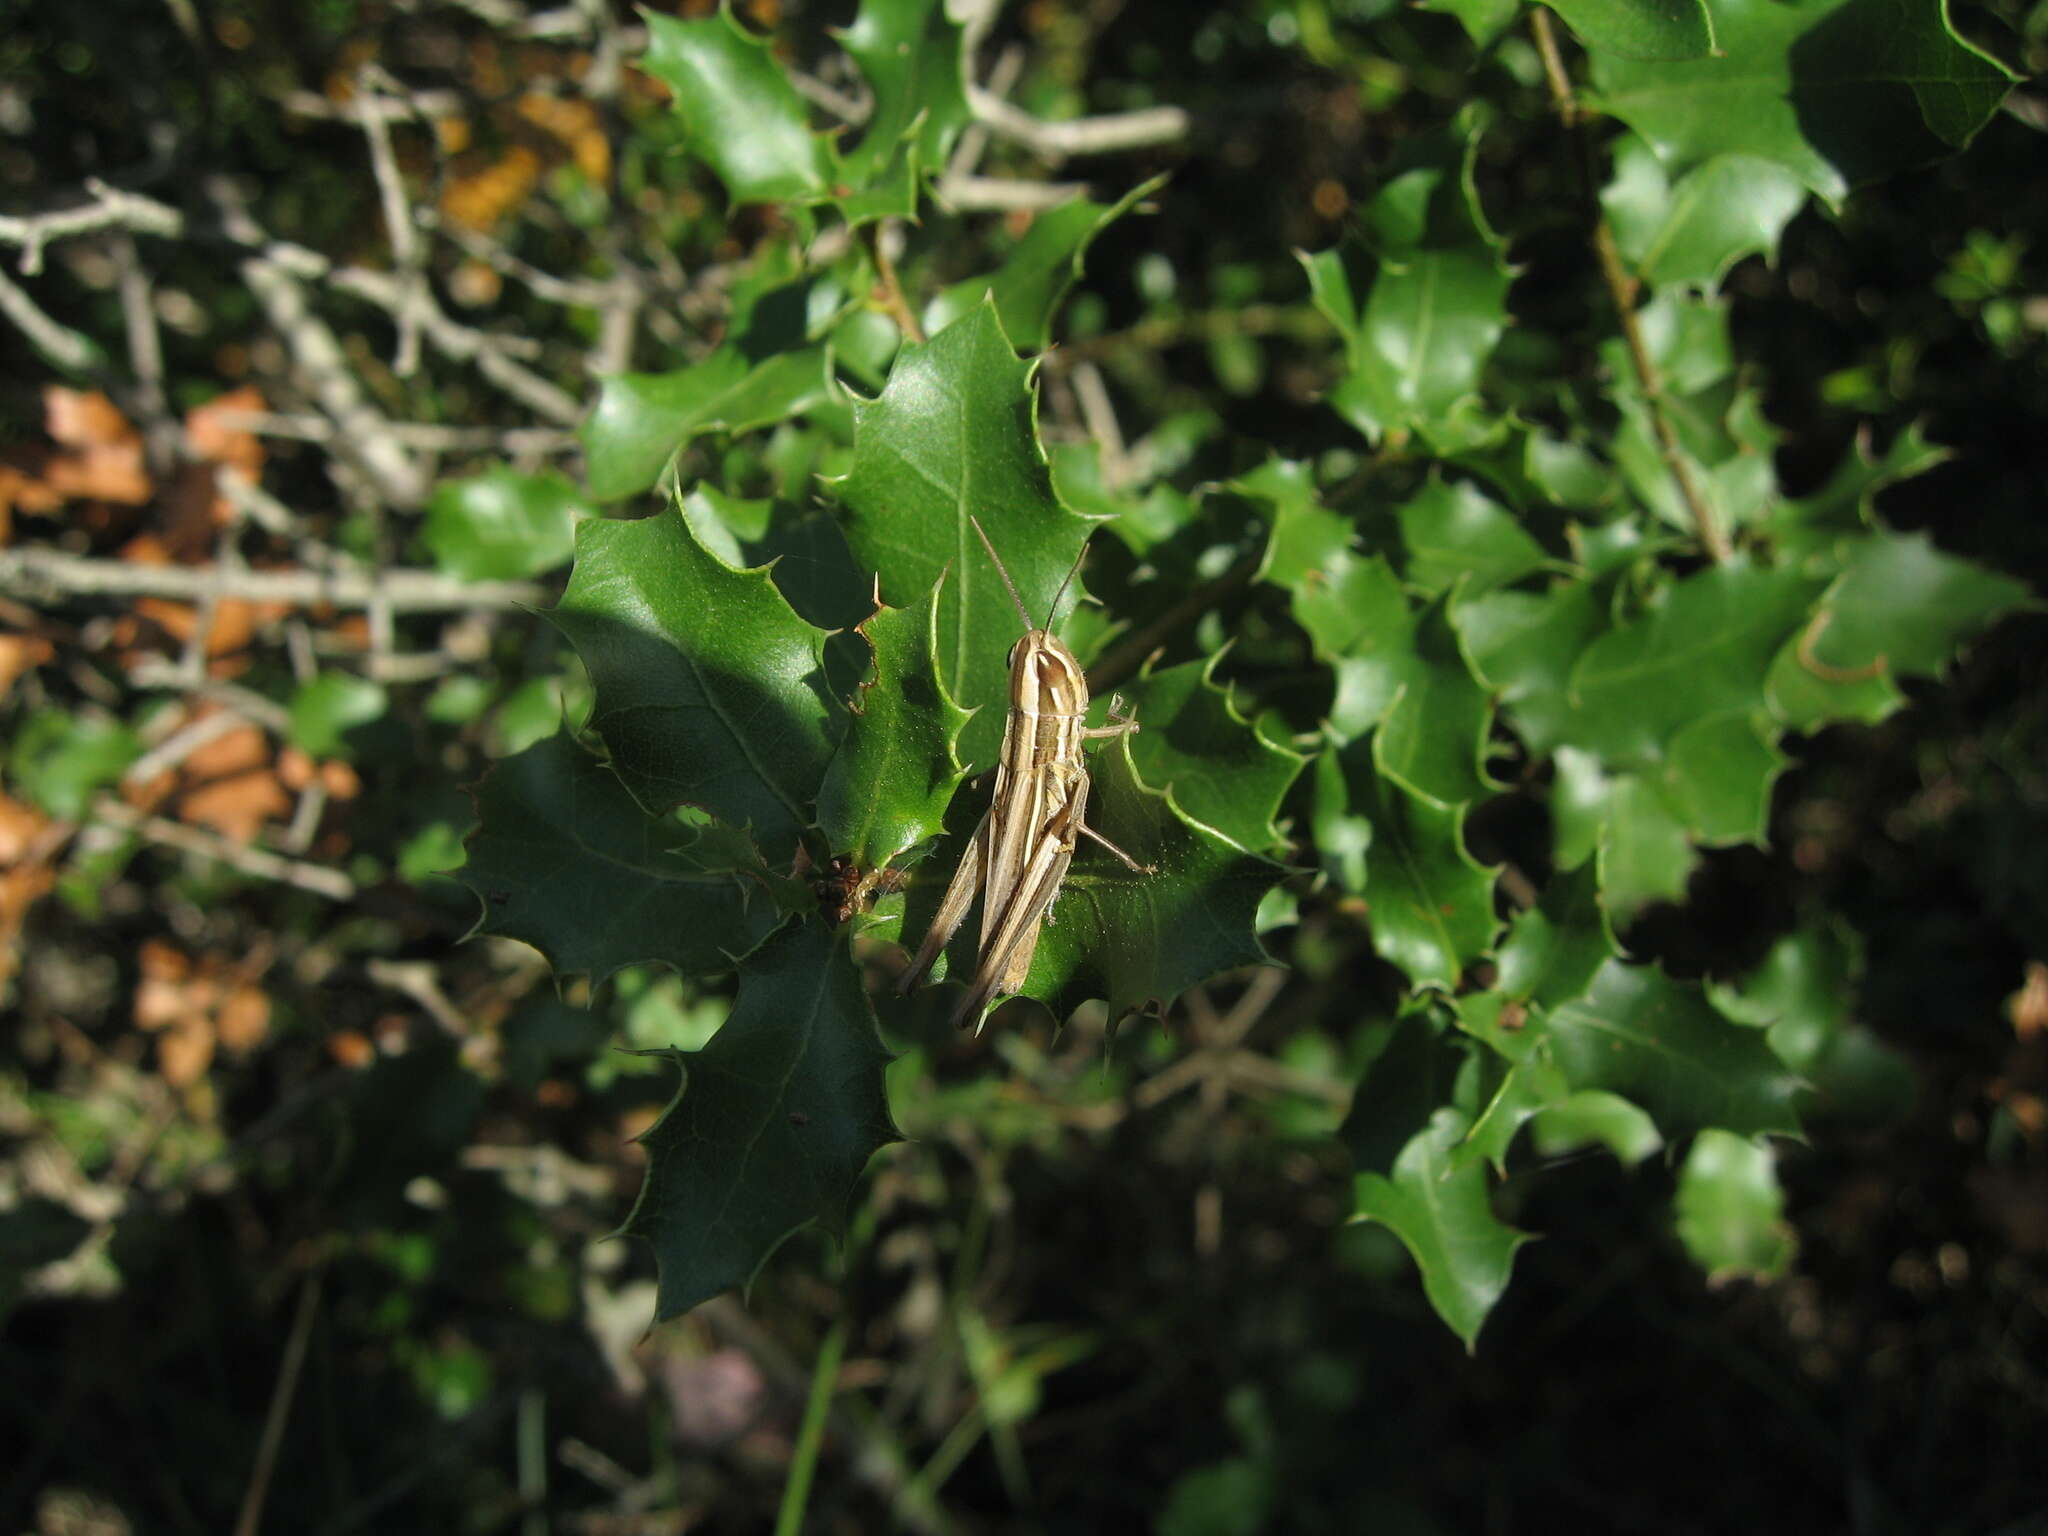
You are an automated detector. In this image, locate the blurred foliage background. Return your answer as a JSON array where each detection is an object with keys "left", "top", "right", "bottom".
[{"left": 3, "top": 1, "right": 2046, "bottom": 1532}]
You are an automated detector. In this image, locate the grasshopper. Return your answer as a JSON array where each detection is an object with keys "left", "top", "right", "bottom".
[{"left": 898, "top": 518, "right": 1150, "bottom": 1031}]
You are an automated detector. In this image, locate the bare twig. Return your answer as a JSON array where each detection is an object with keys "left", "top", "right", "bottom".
[
  {"left": 366, "top": 958, "right": 471, "bottom": 1037},
  {"left": 90, "top": 798, "right": 357, "bottom": 900},
  {"left": 1, "top": 545, "right": 547, "bottom": 611},
  {"left": 209, "top": 408, "right": 577, "bottom": 456},
  {"left": 934, "top": 175, "right": 1089, "bottom": 212},
  {"left": 0, "top": 178, "right": 183, "bottom": 275},
  {"left": 964, "top": 88, "right": 1189, "bottom": 165},
  {"left": 123, "top": 707, "right": 255, "bottom": 787},
  {"left": 1069, "top": 361, "right": 1128, "bottom": 487},
  {"left": 355, "top": 69, "right": 429, "bottom": 377},
  {"left": 868, "top": 222, "right": 926, "bottom": 344},
  {"left": 1531, "top": 9, "right": 1729, "bottom": 563},
  {"left": 0, "top": 262, "right": 102, "bottom": 373},
  {"left": 233, "top": 1264, "right": 326, "bottom": 1536}
]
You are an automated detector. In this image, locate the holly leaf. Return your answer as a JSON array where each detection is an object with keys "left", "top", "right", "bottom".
[
  {"left": 582, "top": 345, "right": 835, "bottom": 503},
  {"left": 1315, "top": 738, "right": 1500, "bottom": 991},
  {"left": 1341, "top": 1010, "right": 1470, "bottom": 1177},
  {"left": 1396, "top": 476, "right": 1550, "bottom": 597},
  {"left": 1495, "top": 860, "right": 1618, "bottom": 1011},
  {"left": 1661, "top": 710, "right": 1786, "bottom": 845},
  {"left": 1417, "top": 0, "right": 1521, "bottom": 47},
  {"left": 1240, "top": 457, "right": 1352, "bottom": 592},
  {"left": 835, "top": 302, "right": 1096, "bottom": 767},
  {"left": 1552, "top": 748, "right": 1697, "bottom": 918},
  {"left": 930, "top": 177, "right": 1165, "bottom": 352},
  {"left": 641, "top": 11, "right": 832, "bottom": 206},
  {"left": 424, "top": 467, "right": 584, "bottom": 581},
  {"left": 1546, "top": 0, "right": 1715, "bottom": 60},
  {"left": 287, "top": 673, "right": 387, "bottom": 761},
  {"left": 624, "top": 920, "right": 900, "bottom": 1320},
  {"left": 459, "top": 731, "right": 785, "bottom": 984},
  {"left": 816, "top": 576, "right": 971, "bottom": 869},
  {"left": 1589, "top": 0, "right": 2016, "bottom": 206},
  {"left": 1352, "top": 1107, "right": 1532, "bottom": 1349},
  {"left": 1600, "top": 137, "right": 1808, "bottom": 290},
  {"left": 1118, "top": 652, "right": 1309, "bottom": 853},
  {"left": 838, "top": 0, "right": 971, "bottom": 185},
  {"left": 1546, "top": 960, "right": 1803, "bottom": 1137},
  {"left": 1674, "top": 1129, "right": 1797, "bottom": 1283},
  {"left": 1452, "top": 579, "right": 1604, "bottom": 758},
  {"left": 1302, "top": 119, "right": 1510, "bottom": 451},
  {"left": 6, "top": 710, "right": 140, "bottom": 819},
  {"left": 1799, "top": 529, "right": 2035, "bottom": 680},
  {"left": 1530, "top": 1089, "right": 1665, "bottom": 1164},
  {"left": 549, "top": 504, "right": 835, "bottom": 864}
]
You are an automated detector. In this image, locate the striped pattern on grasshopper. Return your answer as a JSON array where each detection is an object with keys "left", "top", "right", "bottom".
[{"left": 897, "top": 518, "right": 1149, "bottom": 1030}]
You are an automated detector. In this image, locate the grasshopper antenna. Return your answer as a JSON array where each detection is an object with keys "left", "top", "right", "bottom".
[
  {"left": 968, "top": 516, "right": 1036, "bottom": 632},
  {"left": 1042, "top": 530, "right": 1092, "bottom": 631}
]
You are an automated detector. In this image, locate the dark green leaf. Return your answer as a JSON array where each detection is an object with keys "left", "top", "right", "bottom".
[
  {"left": 1546, "top": 0, "right": 1714, "bottom": 60},
  {"left": 1800, "top": 529, "right": 2035, "bottom": 680},
  {"left": 839, "top": 0, "right": 970, "bottom": 182},
  {"left": 1453, "top": 579, "right": 1604, "bottom": 758},
  {"left": 624, "top": 921, "right": 900, "bottom": 1319},
  {"left": 641, "top": 11, "right": 830, "bottom": 206},
  {"left": 550, "top": 504, "right": 835, "bottom": 863},
  {"left": 1589, "top": 0, "right": 2016, "bottom": 205},
  {"left": 1530, "top": 1089, "right": 1665, "bottom": 1163},
  {"left": 424, "top": 467, "right": 584, "bottom": 580},
  {"left": 1418, "top": 0, "right": 1522, "bottom": 47},
  {"left": 459, "top": 731, "right": 785, "bottom": 983},
  {"left": 816, "top": 576, "right": 971, "bottom": 868},
  {"left": 1119, "top": 653, "right": 1309, "bottom": 853},
  {"left": 1495, "top": 860, "right": 1618, "bottom": 1010},
  {"left": 6, "top": 711, "right": 139, "bottom": 820},
  {"left": 1546, "top": 960, "right": 1803, "bottom": 1137},
  {"left": 1553, "top": 748, "right": 1697, "bottom": 917},
  {"left": 1661, "top": 710, "right": 1785, "bottom": 845},
  {"left": 1601, "top": 138, "right": 1808, "bottom": 289},
  {"left": 1674, "top": 1129, "right": 1796, "bottom": 1281},
  {"left": 1314, "top": 739, "right": 1500, "bottom": 990},
  {"left": 835, "top": 303, "right": 1095, "bottom": 766},
  {"left": 1341, "top": 1010, "right": 1469, "bottom": 1177},
  {"left": 1396, "top": 476, "right": 1550, "bottom": 596},
  {"left": 1352, "top": 1107, "right": 1531, "bottom": 1349}
]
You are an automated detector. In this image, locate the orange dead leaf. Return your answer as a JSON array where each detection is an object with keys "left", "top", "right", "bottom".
[
  {"left": 41, "top": 387, "right": 151, "bottom": 507},
  {"left": 216, "top": 984, "right": 271, "bottom": 1052},
  {"left": 276, "top": 747, "right": 317, "bottom": 792},
  {"left": 328, "top": 1029, "right": 376, "bottom": 1069},
  {"left": 180, "top": 767, "right": 292, "bottom": 844},
  {"left": 0, "top": 633, "right": 55, "bottom": 698},
  {"left": 131, "top": 940, "right": 273, "bottom": 1084},
  {"left": 2011, "top": 963, "right": 2048, "bottom": 1040},
  {"left": 184, "top": 386, "right": 267, "bottom": 479}
]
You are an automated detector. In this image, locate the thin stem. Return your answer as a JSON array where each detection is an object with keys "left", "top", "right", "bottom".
[
  {"left": 775, "top": 1320, "right": 849, "bottom": 1536},
  {"left": 869, "top": 222, "right": 926, "bottom": 344},
  {"left": 1530, "top": 8, "right": 1730, "bottom": 564}
]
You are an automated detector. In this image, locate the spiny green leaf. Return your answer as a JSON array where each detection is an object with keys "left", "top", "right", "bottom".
[
  {"left": 1546, "top": 0, "right": 1715, "bottom": 60},
  {"left": 582, "top": 346, "right": 834, "bottom": 503},
  {"left": 816, "top": 576, "right": 971, "bottom": 869},
  {"left": 1674, "top": 1129, "right": 1796, "bottom": 1282},
  {"left": 1417, "top": 0, "right": 1521, "bottom": 47},
  {"left": 458, "top": 731, "right": 785, "bottom": 983},
  {"left": 641, "top": 11, "right": 832, "bottom": 206},
  {"left": 680, "top": 486, "right": 871, "bottom": 634},
  {"left": 1601, "top": 137, "right": 1808, "bottom": 290},
  {"left": 929, "top": 177, "right": 1166, "bottom": 353},
  {"left": 624, "top": 921, "right": 900, "bottom": 1320},
  {"left": 1553, "top": 748, "right": 1697, "bottom": 917},
  {"left": 838, "top": 0, "right": 971, "bottom": 184},
  {"left": 1302, "top": 119, "right": 1510, "bottom": 450},
  {"left": 922, "top": 735, "right": 1279, "bottom": 1028},
  {"left": 1530, "top": 1089, "right": 1665, "bottom": 1164},
  {"left": 1565, "top": 562, "right": 1826, "bottom": 766},
  {"left": 1800, "top": 529, "right": 2035, "bottom": 680},
  {"left": 1661, "top": 710, "right": 1785, "bottom": 845},
  {"left": 835, "top": 303, "right": 1095, "bottom": 767},
  {"left": 550, "top": 504, "right": 835, "bottom": 864},
  {"left": 1239, "top": 457, "right": 1351, "bottom": 591},
  {"left": 1341, "top": 1011, "right": 1470, "bottom": 1177},
  {"left": 1396, "top": 476, "right": 1550, "bottom": 597},
  {"left": 1326, "top": 592, "right": 1495, "bottom": 808},
  {"left": 287, "top": 673, "right": 387, "bottom": 761},
  {"left": 1119, "top": 652, "right": 1310, "bottom": 854},
  {"left": 424, "top": 467, "right": 584, "bottom": 581},
  {"left": 1760, "top": 421, "right": 1946, "bottom": 554},
  {"left": 1588, "top": 0, "right": 2016, "bottom": 206},
  {"left": 1495, "top": 860, "right": 1618, "bottom": 1011},
  {"left": 1314, "top": 738, "right": 1500, "bottom": 990},
  {"left": 1546, "top": 960, "right": 1803, "bottom": 1137},
  {"left": 1352, "top": 1107, "right": 1531, "bottom": 1349},
  {"left": 1452, "top": 579, "right": 1604, "bottom": 758}
]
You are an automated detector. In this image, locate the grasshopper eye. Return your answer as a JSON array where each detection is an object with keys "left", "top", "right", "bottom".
[{"left": 1006, "top": 636, "right": 1024, "bottom": 667}]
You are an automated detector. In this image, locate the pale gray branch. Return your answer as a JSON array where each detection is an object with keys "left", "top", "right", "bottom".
[
  {"left": 0, "top": 546, "right": 546, "bottom": 612},
  {"left": 965, "top": 87, "right": 1189, "bottom": 163},
  {"left": 91, "top": 797, "right": 357, "bottom": 901}
]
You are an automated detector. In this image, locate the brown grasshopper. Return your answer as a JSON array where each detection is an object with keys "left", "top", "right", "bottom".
[{"left": 897, "top": 518, "right": 1150, "bottom": 1031}]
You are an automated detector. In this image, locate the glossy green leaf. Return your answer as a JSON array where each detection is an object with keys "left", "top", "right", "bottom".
[
  {"left": 6, "top": 711, "right": 139, "bottom": 819},
  {"left": 838, "top": 0, "right": 970, "bottom": 183},
  {"left": 582, "top": 345, "right": 835, "bottom": 503},
  {"left": 1759, "top": 421, "right": 1946, "bottom": 554},
  {"left": 1240, "top": 458, "right": 1352, "bottom": 592},
  {"left": 1119, "top": 653, "right": 1308, "bottom": 853},
  {"left": 1452, "top": 579, "right": 1604, "bottom": 758},
  {"left": 287, "top": 673, "right": 387, "bottom": 761},
  {"left": 641, "top": 11, "right": 831, "bottom": 206},
  {"left": 458, "top": 731, "right": 785, "bottom": 983},
  {"left": 1601, "top": 137, "right": 1808, "bottom": 289},
  {"left": 1302, "top": 121, "right": 1510, "bottom": 450},
  {"left": 1530, "top": 1089, "right": 1665, "bottom": 1164},
  {"left": 1547, "top": 960, "right": 1803, "bottom": 1137},
  {"left": 424, "top": 467, "right": 584, "bottom": 580},
  {"left": 1418, "top": 0, "right": 1522, "bottom": 47},
  {"left": 1495, "top": 860, "right": 1618, "bottom": 1010},
  {"left": 1396, "top": 476, "right": 1550, "bottom": 597},
  {"left": 1553, "top": 748, "right": 1696, "bottom": 917},
  {"left": 625, "top": 921, "right": 900, "bottom": 1319},
  {"left": 1545, "top": 0, "right": 1714, "bottom": 60},
  {"left": 1800, "top": 529, "right": 2034, "bottom": 680},
  {"left": 906, "top": 735, "right": 1280, "bottom": 1028},
  {"left": 816, "top": 576, "right": 971, "bottom": 869},
  {"left": 1566, "top": 562, "right": 1825, "bottom": 766},
  {"left": 1342, "top": 1011, "right": 1470, "bottom": 1177},
  {"left": 1589, "top": 0, "right": 2017, "bottom": 205},
  {"left": 835, "top": 303, "right": 1095, "bottom": 767},
  {"left": 1661, "top": 710, "right": 1785, "bottom": 845},
  {"left": 1352, "top": 1107, "right": 1532, "bottom": 1349},
  {"left": 929, "top": 178, "right": 1165, "bottom": 352},
  {"left": 1315, "top": 739, "right": 1500, "bottom": 991},
  {"left": 680, "top": 486, "right": 872, "bottom": 634},
  {"left": 1674, "top": 1129, "right": 1796, "bottom": 1282},
  {"left": 549, "top": 504, "right": 834, "bottom": 863}
]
